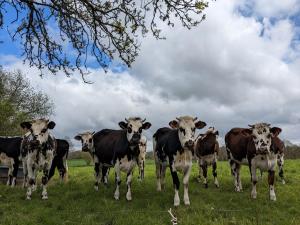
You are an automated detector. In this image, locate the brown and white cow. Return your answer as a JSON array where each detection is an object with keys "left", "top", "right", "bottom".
[
  {"left": 195, "top": 127, "right": 220, "bottom": 188},
  {"left": 225, "top": 123, "right": 282, "bottom": 201},
  {"left": 153, "top": 116, "right": 206, "bottom": 206},
  {"left": 20, "top": 119, "right": 56, "bottom": 200}
]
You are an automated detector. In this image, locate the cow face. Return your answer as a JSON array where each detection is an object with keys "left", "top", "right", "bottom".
[
  {"left": 119, "top": 117, "right": 151, "bottom": 145},
  {"left": 20, "top": 119, "right": 56, "bottom": 145},
  {"left": 242, "top": 123, "right": 282, "bottom": 154},
  {"left": 169, "top": 116, "right": 206, "bottom": 149},
  {"left": 74, "top": 132, "right": 95, "bottom": 152}
]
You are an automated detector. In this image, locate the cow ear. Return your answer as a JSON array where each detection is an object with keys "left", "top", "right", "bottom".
[
  {"left": 270, "top": 127, "right": 282, "bottom": 137},
  {"left": 241, "top": 129, "right": 252, "bottom": 136},
  {"left": 142, "top": 122, "right": 151, "bottom": 130},
  {"left": 92, "top": 131, "right": 96, "bottom": 135},
  {"left": 74, "top": 135, "right": 82, "bottom": 141},
  {"left": 20, "top": 121, "right": 32, "bottom": 129},
  {"left": 169, "top": 120, "right": 179, "bottom": 129},
  {"left": 119, "top": 121, "right": 127, "bottom": 129},
  {"left": 195, "top": 121, "right": 206, "bottom": 129},
  {"left": 214, "top": 130, "right": 219, "bottom": 136},
  {"left": 47, "top": 121, "right": 56, "bottom": 129}
]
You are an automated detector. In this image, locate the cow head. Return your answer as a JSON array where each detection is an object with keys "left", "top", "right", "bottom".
[
  {"left": 119, "top": 117, "right": 151, "bottom": 146},
  {"left": 242, "top": 123, "right": 282, "bottom": 154},
  {"left": 169, "top": 116, "right": 206, "bottom": 150},
  {"left": 74, "top": 131, "right": 95, "bottom": 152},
  {"left": 20, "top": 119, "right": 56, "bottom": 145}
]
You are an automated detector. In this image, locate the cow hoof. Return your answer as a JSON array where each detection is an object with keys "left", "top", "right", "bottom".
[
  {"left": 251, "top": 193, "right": 257, "bottom": 199},
  {"left": 184, "top": 200, "right": 190, "bottom": 206},
  {"left": 215, "top": 184, "right": 220, "bottom": 188},
  {"left": 114, "top": 196, "right": 119, "bottom": 201},
  {"left": 42, "top": 195, "right": 48, "bottom": 200},
  {"left": 270, "top": 195, "right": 276, "bottom": 201},
  {"left": 94, "top": 186, "right": 99, "bottom": 191},
  {"left": 26, "top": 196, "right": 31, "bottom": 200},
  {"left": 282, "top": 180, "right": 286, "bottom": 185},
  {"left": 235, "top": 187, "right": 241, "bottom": 192}
]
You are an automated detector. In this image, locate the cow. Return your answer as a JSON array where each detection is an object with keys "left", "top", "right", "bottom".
[
  {"left": 195, "top": 127, "right": 220, "bottom": 188},
  {"left": 90, "top": 117, "right": 151, "bottom": 200},
  {"left": 225, "top": 123, "right": 282, "bottom": 201},
  {"left": 20, "top": 119, "right": 56, "bottom": 200},
  {"left": 74, "top": 131, "right": 110, "bottom": 188},
  {"left": 153, "top": 116, "right": 206, "bottom": 206},
  {"left": 48, "top": 139, "right": 69, "bottom": 182},
  {"left": 0, "top": 137, "right": 22, "bottom": 187},
  {"left": 137, "top": 135, "right": 147, "bottom": 181}
]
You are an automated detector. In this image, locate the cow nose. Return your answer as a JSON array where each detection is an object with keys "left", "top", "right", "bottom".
[
  {"left": 185, "top": 140, "right": 194, "bottom": 147},
  {"left": 82, "top": 145, "right": 89, "bottom": 152},
  {"left": 131, "top": 133, "right": 141, "bottom": 143}
]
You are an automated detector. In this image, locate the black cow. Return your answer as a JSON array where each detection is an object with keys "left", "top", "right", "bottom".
[
  {"left": 87, "top": 117, "right": 151, "bottom": 201},
  {"left": 20, "top": 119, "right": 56, "bottom": 200},
  {"left": 153, "top": 116, "right": 206, "bottom": 206},
  {"left": 48, "top": 139, "right": 69, "bottom": 182},
  {"left": 0, "top": 137, "right": 22, "bottom": 186}
]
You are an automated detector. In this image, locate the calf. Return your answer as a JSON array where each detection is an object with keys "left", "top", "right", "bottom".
[
  {"left": 195, "top": 127, "right": 220, "bottom": 188},
  {"left": 137, "top": 136, "right": 147, "bottom": 181},
  {"left": 48, "top": 139, "right": 69, "bottom": 182},
  {"left": 91, "top": 117, "right": 151, "bottom": 200},
  {"left": 20, "top": 119, "right": 56, "bottom": 200},
  {"left": 225, "top": 123, "right": 282, "bottom": 201},
  {"left": 74, "top": 131, "right": 110, "bottom": 188},
  {"left": 153, "top": 116, "right": 206, "bottom": 206},
  {"left": 0, "top": 137, "right": 22, "bottom": 187}
]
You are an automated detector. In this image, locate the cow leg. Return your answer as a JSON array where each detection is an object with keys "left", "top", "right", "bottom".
[
  {"left": 155, "top": 161, "right": 162, "bottom": 191},
  {"left": 63, "top": 158, "right": 68, "bottom": 182},
  {"left": 26, "top": 159, "right": 35, "bottom": 200},
  {"left": 160, "top": 162, "right": 167, "bottom": 190},
  {"left": 6, "top": 159, "right": 13, "bottom": 186},
  {"left": 268, "top": 170, "right": 276, "bottom": 201},
  {"left": 22, "top": 159, "right": 28, "bottom": 188},
  {"left": 212, "top": 161, "right": 219, "bottom": 188},
  {"left": 126, "top": 171, "right": 133, "bottom": 201},
  {"left": 11, "top": 159, "right": 19, "bottom": 187},
  {"left": 231, "top": 161, "right": 242, "bottom": 192},
  {"left": 94, "top": 162, "right": 101, "bottom": 191},
  {"left": 101, "top": 167, "right": 109, "bottom": 186},
  {"left": 277, "top": 154, "right": 285, "bottom": 184},
  {"left": 201, "top": 163, "right": 208, "bottom": 188},
  {"left": 114, "top": 161, "right": 121, "bottom": 200},
  {"left": 41, "top": 165, "right": 50, "bottom": 200},
  {"left": 183, "top": 165, "right": 192, "bottom": 205},
  {"left": 197, "top": 159, "right": 203, "bottom": 183},
  {"left": 170, "top": 164, "right": 180, "bottom": 206},
  {"left": 48, "top": 159, "right": 56, "bottom": 182},
  {"left": 250, "top": 162, "right": 257, "bottom": 199}
]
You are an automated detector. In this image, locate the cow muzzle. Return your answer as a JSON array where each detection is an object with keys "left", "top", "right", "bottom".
[
  {"left": 82, "top": 145, "right": 89, "bottom": 152},
  {"left": 185, "top": 140, "right": 194, "bottom": 149}
]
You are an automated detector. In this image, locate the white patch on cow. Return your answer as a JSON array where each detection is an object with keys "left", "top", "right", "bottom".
[
  {"left": 126, "top": 172, "right": 133, "bottom": 201},
  {"left": 125, "top": 118, "right": 143, "bottom": 142},
  {"left": 138, "top": 136, "right": 147, "bottom": 181},
  {"left": 198, "top": 153, "right": 217, "bottom": 166},
  {"left": 172, "top": 150, "right": 193, "bottom": 172},
  {"left": 30, "top": 119, "right": 51, "bottom": 144},
  {"left": 183, "top": 166, "right": 191, "bottom": 205},
  {"left": 252, "top": 153, "right": 277, "bottom": 172},
  {"left": 250, "top": 123, "right": 272, "bottom": 153},
  {"left": 76, "top": 132, "right": 94, "bottom": 152},
  {"left": 118, "top": 156, "right": 137, "bottom": 173},
  {"left": 270, "top": 185, "right": 276, "bottom": 201},
  {"left": 174, "top": 189, "right": 180, "bottom": 207},
  {"left": 176, "top": 116, "right": 197, "bottom": 148}
]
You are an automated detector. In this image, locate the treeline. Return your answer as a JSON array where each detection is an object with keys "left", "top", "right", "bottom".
[{"left": 0, "top": 68, "right": 53, "bottom": 136}]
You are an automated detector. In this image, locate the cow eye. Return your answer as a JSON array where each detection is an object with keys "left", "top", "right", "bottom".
[
  {"left": 41, "top": 128, "right": 47, "bottom": 133},
  {"left": 139, "top": 128, "right": 142, "bottom": 133},
  {"left": 192, "top": 128, "right": 195, "bottom": 132},
  {"left": 179, "top": 128, "right": 185, "bottom": 134},
  {"left": 89, "top": 138, "right": 92, "bottom": 143},
  {"left": 128, "top": 127, "right": 132, "bottom": 133}
]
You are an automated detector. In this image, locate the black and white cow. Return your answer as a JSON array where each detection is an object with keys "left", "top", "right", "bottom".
[
  {"left": 225, "top": 123, "right": 282, "bottom": 201},
  {"left": 153, "top": 116, "right": 206, "bottom": 206},
  {"left": 20, "top": 119, "right": 56, "bottom": 200},
  {"left": 48, "top": 139, "right": 69, "bottom": 182},
  {"left": 74, "top": 131, "right": 110, "bottom": 189},
  {"left": 137, "top": 135, "right": 147, "bottom": 181},
  {"left": 90, "top": 117, "right": 151, "bottom": 200},
  {"left": 0, "top": 137, "right": 22, "bottom": 186},
  {"left": 195, "top": 127, "right": 220, "bottom": 188}
]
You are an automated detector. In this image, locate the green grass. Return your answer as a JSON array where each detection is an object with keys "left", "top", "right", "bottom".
[{"left": 0, "top": 160, "right": 299, "bottom": 225}]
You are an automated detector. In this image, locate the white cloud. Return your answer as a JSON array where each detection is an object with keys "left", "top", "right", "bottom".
[{"left": 1, "top": 0, "right": 300, "bottom": 148}]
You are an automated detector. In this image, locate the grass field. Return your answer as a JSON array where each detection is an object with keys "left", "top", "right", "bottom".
[{"left": 0, "top": 160, "right": 299, "bottom": 225}]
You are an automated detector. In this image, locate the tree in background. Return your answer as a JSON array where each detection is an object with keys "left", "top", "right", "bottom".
[
  {"left": 0, "top": 0, "right": 209, "bottom": 81},
  {"left": 0, "top": 68, "right": 54, "bottom": 136}
]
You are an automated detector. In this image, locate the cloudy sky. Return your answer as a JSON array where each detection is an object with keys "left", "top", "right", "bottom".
[{"left": 1, "top": 0, "right": 300, "bottom": 149}]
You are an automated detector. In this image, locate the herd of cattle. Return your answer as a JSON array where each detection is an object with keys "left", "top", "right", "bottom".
[{"left": 0, "top": 116, "right": 285, "bottom": 206}]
